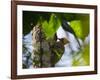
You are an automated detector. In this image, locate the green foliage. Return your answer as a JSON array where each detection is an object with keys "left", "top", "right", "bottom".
[
  {"left": 70, "top": 14, "right": 90, "bottom": 40},
  {"left": 72, "top": 44, "right": 90, "bottom": 66},
  {"left": 82, "top": 44, "right": 90, "bottom": 65},
  {"left": 70, "top": 14, "right": 89, "bottom": 40},
  {"left": 23, "top": 11, "right": 90, "bottom": 67},
  {"left": 71, "top": 14, "right": 90, "bottom": 66},
  {"left": 42, "top": 14, "right": 61, "bottom": 40},
  {"left": 70, "top": 20, "right": 82, "bottom": 39}
]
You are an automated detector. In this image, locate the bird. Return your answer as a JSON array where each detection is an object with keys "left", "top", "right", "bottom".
[
  {"left": 51, "top": 37, "right": 69, "bottom": 67},
  {"left": 61, "top": 19, "right": 81, "bottom": 49}
]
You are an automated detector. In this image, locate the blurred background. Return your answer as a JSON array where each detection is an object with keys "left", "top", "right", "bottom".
[{"left": 22, "top": 11, "right": 90, "bottom": 68}]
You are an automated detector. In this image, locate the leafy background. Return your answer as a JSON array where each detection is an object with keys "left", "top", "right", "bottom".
[{"left": 23, "top": 11, "right": 90, "bottom": 67}]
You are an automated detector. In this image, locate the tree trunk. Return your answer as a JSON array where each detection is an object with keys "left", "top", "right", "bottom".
[{"left": 32, "top": 24, "right": 56, "bottom": 68}]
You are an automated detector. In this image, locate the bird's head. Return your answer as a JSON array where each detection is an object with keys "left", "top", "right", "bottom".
[{"left": 58, "top": 38, "right": 69, "bottom": 45}]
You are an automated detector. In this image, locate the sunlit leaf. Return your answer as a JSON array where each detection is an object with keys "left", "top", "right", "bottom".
[
  {"left": 70, "top": 20, "right": 82, "bottom": 39},
  {"left": 42, "top": 14, "right": 61, "bottom": 40},
  {"left": 70, "top": 14, "right": 89, "bottom": 40}
]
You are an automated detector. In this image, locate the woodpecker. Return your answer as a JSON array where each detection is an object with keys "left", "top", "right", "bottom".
[{"left": 51, "top": 37, "right": 69, "bottom": 66}]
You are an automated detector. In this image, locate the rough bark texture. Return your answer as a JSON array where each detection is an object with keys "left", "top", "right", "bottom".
[{"left": 32, "top": 24, "right": 54, "bottom": 68}]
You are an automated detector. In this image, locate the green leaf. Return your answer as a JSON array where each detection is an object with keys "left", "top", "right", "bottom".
[
  {"left": 70, "top": 20, "right": 82, "bottom": 39},
  {"left": 42, "top": 14, "right": 61, "bottom": 40},
  {"left": 70, "top": 14, "right": 89, "bottom": 40}
]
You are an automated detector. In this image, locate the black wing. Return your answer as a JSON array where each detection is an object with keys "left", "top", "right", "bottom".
[{"left": 61, "top": 19, "right": 81, "bottom": 48}]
